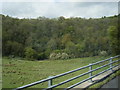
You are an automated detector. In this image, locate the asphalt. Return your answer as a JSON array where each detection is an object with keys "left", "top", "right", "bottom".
[{"left": 100, "top": 75, "right": 120, "bottom": 89}]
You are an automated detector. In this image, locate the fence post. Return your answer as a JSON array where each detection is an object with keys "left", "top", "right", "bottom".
[
  {"left": 48, "top": 76, "right": 52, "bottom": 89},
  {"left": 89, "top": 63, "right": 93, "bottom": 83},
  {"left": 110, "top": 57, "right": 113, "bottom": 72}
]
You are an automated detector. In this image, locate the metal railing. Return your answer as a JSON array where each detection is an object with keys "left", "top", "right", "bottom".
[{"left": 14, "top": 55, "right": 120, "bottom": 90}]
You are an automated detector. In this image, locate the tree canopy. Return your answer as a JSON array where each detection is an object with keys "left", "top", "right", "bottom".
[{"left": 2, "top": 14, "right": 119, "bottom": 60}]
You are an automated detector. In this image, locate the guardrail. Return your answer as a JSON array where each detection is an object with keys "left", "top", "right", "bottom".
[{"left": 14, "top": 55, "right": 120, "bottom": 90}]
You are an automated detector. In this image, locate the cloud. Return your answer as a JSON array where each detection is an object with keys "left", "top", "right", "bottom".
[
  {"left": 2, "top": 2, "right": 36, "bottom": 18},
  {"left": 1, "top": 0, "right": 56, "bottom": 2},
  {"left": 65, "top": 0, "right": 119, "bottom": 2},
  {"left": 1, "top": 2, "right": 118, "bottom": 19},
  {"left": 1, "top": 0, "right": 119, "bottom": 2}
]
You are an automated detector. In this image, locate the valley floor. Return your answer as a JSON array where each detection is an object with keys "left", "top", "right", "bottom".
[{"left": 2, "top": 56, "right": 110, "bottom": 88}]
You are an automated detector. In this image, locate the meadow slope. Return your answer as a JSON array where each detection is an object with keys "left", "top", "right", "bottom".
[{"left": 3, "top": 56, "right": 111, "bottom": 88}]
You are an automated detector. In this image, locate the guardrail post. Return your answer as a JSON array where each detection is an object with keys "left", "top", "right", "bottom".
[
  {"left": 89, "top": 63, "right": 93, "bottom": 83},
  {"left": 48, "top": 76, "right": 52, "bottom": 89},
  {"left": 110, "top": 57, "right": 113, "bottom": 72}
]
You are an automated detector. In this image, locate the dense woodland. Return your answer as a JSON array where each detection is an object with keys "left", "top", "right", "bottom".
[{"left": 2, "top": 14, "right": 120, "bottom": 60}]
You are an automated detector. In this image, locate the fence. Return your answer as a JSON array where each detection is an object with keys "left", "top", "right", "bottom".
[{"left": 15, "top": 55, "right": 120, "bottom": 90}]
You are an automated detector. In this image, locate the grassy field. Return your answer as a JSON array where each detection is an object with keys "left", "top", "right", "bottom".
[{"left": 2, "top": 56, "right": 118, "bottom": 89}]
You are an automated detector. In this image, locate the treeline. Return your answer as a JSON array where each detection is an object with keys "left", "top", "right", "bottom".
[{"left": 2, "top": 14, "right": 119, "bottom": 60}]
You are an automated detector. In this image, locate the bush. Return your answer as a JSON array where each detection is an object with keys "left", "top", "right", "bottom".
[
  {"left": 49, "top": 53, "right": 57, "bottom": 60},
  {"left": 69, "top": 54, "right": 75, "bottom": 58},
  {"left": 99, "top": 51, "right": 108, "bottom": 56},
  {"left": 37, "top": 53, "right": 46, "bottom": 60},
  {"left": 61, "top": 53, "right": 69, "bottom": 59},
  {"left": 49, "top": 52, "right": 69, "bottom": 60},
  {"left": 44, "top": 49, "right": 51, "bottom": 58},
  {"left": 24, "top": 47, "right": 37, "bottom": 60},
  {"left": 55, "top": 53, "right": 61, "bottom": 59}
]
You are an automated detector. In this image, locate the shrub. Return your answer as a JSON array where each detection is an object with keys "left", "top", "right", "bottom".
[
  {"left": 49, "top": 53, "right": 57, "bottom": 60},
  {"left": 53, "top": 50, "right": 62, "bottom": 53},
  {"left": 55, "top": 53, "right": 61, "bottom": 59},
  {"left": 37, "top": 53, "right": 46, "bottom": 60},
  {"left": 61, "top": 53, "right": 69, "bottom": 59},
  {"left": 49, "top": 52, "right": 69, "bottom": 60},
  {"left": 99, "top": 51, "right": 108, "bottom": 56},
  {"left": 69, "top": 54, "right": 75, "bottom": 58},
  {"left": 24, "top": 47, "right": 37, "bottom": 60},
  {"left": 44, "top": 49, "right": 51, "bottom": 58}
]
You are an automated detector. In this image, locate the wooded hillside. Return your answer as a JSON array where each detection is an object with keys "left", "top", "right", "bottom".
[{"left": 2, "top": 14, "right": 119, "bottom": 60}]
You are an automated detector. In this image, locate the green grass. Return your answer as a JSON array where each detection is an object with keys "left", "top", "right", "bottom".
[{"left": 2, "top": 56, "right": 118, "bottom": 89}]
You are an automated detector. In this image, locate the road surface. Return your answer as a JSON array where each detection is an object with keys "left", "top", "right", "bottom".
[{"left": 99, "top": 75, "right": 120, "bottom": 89}]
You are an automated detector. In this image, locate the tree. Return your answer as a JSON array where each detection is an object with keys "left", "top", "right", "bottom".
[
  {"left": 47, "top": 38, "right": 57, "bottom": 50},
  {"left": 61, "top": 34, "right": 72, "bottom": 48},
  {"left": 24, "top": 47, "right": 37, "bottom": 60},
  {"left": 2, "top": 14, "right": 119, "bottom": 60},
  {"left": 108, "top": 26, "right": 120, "bottom": 55},
  {"left": 4, "top": 41, "right": 24, "bottom": 57},
  {"left": 65, "top": 41, "right": 76, "bottom": 58}
]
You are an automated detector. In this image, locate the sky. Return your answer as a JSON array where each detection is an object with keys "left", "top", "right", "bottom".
[{"left": 0, "top": 0, "right": 119, "bottom": 19}]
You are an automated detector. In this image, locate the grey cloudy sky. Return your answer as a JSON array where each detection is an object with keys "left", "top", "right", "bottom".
[{"left": 1, "top": 1, "right": 118, "bottom": 19}]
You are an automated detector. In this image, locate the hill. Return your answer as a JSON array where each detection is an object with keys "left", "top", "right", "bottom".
[{"left": 2, "top": 14, "right": 119, "bottom": 60}]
